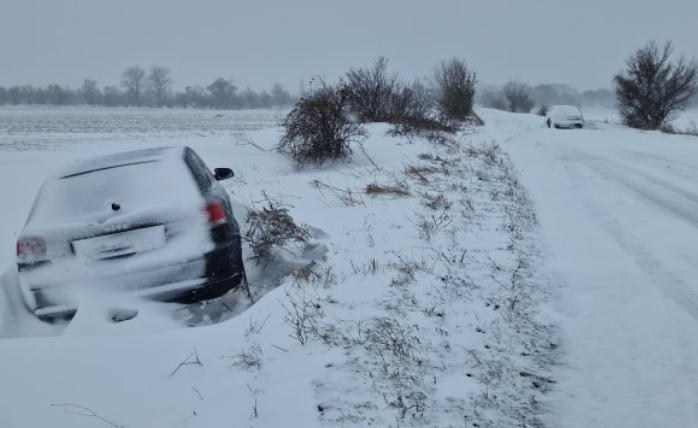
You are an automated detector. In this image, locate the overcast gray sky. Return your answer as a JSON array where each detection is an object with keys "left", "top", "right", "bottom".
[{"left": 1, "top": 0, "right": 696, "bottom": 93}]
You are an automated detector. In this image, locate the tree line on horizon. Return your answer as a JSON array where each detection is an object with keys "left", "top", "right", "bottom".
[
  {"left": 1, "top": 40, "right": 696, "bottom": 133},
  {"left": 0, "top": 65, "right": 297, "bottom": 110},
  {"left": 0, "top": 68, "right": 618, "bottom": 111},
  {"left": 478, "top": 83, "right": 617, "bottom": 112}
]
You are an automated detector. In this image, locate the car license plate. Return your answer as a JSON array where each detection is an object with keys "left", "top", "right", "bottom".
[{"left": 72, "top": 226, "right": 166, "bottom": 260}]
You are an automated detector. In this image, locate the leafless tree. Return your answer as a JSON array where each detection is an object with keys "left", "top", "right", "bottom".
[
  {"left": 47, "top": 84, "right": 70, "bottom": 105},
  {"left": 433, "top": 58, "right": 477, "bottom": 121},
  {"left": 259, "top": 90, "right": 273, "bottom": 109},
  {"left": 102, "top": 86, "right": 123, "bottom": 107},
  {"left": 271, "top": 83, "right": 292, "bottom": 109},
  {"left": 80, "top": 79, "right": 101, "bottom": 105},
  {"left": 504, "top": 81, "right": 535, "bottom": 113},
  {"left": 479, "top": 85, "right": 507, "bottom": 111},
  {"left": 614, "top": 40, "right": 698, "bottom": 129},
  {"left": 148, "top": 66, "right": 172, "bottom": 107},
  {"left": 207, "top": 78, "right": 237, "bottom": 109},
  {"left": 387, "top": 78, "right": 434, "bottom": 119},
  {"left": 242, "top": 86, "right": 260, "bottom": 108},
  {"left": 121, "top": 65, "right": 146, "bottom": 106}
]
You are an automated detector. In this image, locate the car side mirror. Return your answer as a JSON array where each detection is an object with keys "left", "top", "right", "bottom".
[{"left": 214, "top": 168, "right": 234, "bottom": 181}]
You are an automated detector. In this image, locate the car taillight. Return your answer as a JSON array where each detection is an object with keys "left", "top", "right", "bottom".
[
  {"left": 205, "top": 201, "right": 228, "bottom": 226},
  {"left": 17, "top": 236, "right": 47, "bottom": 264}
]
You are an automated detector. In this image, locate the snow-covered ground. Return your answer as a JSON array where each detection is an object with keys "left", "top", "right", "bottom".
[
  {"left": 1, "top": 106, "right": 697, "bottom": 427},
  {"left": 490, "top": 108, "right": 698, "bottom": 427},
  {"left": 0, "top": 107, "right": 551, "bottom": 427}
]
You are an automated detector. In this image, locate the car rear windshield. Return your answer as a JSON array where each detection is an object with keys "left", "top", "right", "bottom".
[
  {"left": 28, "top": 159, "right": 201, "bottom": 226},
  {"left": 553, "top": 106, "right": 582, "bottom": 117}
]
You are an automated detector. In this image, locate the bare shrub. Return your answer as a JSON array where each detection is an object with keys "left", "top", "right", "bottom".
[
  {"left": 244, "top": 194, "right": 310, "bottom": 264},
  {"left": 344, "top": 61, "right": 453, "bottom": 139},
  {"left": 614, "top": 40, "right": 698, "bottom": 129},
  {"left": 387, "top": 114, "right": 460, "bottom": 145},
  {"left": 391, "top": 79, "right": 435, "bottom": 119},
  {"left": 278, "top": 79, "right": 367, "bottom": 167},
  {"left": 536, "top": 104, "right": 549, "bottom": 116},
  {"left": 415, "top": 210, "right": 452, "bottom": 241},
  {"left": 341, "top": 58, "right": 461, "bottom": 141},
  {"left": 343, "top": 57, "right": 398, "bottom": 123},
  {"left": 421, "top": 192, "right": 452, "bottom": 211},
  {"left": 479, "top": 85, "right": 508, "bottom": 111},
  {"left": 405, "top": 164, "right": 439, "bottom": 183},
  {"left": 433, "top": 58, "right": 478, "bottom": 121},
  {"left": 281, "top": 291, "right": 325, "bottom": 345},
  {"left": 504, "top": 81, "right": 535, "bottom": 113},
  {"left": 487, "top": 96, "right": 508, "bottom": 111},
  {"left": 292, "top": 261, "right": 337, "bottom": 287},
  {"left": 226, "top": 344, "right": 263, "bottom": 371}
]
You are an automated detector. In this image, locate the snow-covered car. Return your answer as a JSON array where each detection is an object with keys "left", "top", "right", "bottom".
[
  {"left": 15, "top": 146, "right": 246, "bottom": 321},
  {"left": 546, "top": 105, "right": 585, "bottom": 129}
]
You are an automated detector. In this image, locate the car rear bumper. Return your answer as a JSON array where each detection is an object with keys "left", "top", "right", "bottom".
[
  {"left": 553, "top": 120, "right": 584, "bottom": 128},
  {"left": 19, "top": 243, "right": 243, "bottom": 319}
]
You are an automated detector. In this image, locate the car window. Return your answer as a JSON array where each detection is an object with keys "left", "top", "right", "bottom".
[{"left": 28, "top": 159, "right": 201, "bottom": 226}]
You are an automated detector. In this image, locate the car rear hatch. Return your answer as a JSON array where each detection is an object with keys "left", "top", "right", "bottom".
[{"left": 20, "top": 153, "right": 208, "bottom": 268}]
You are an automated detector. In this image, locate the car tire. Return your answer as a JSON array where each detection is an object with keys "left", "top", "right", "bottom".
[{"left": 184, "top": 268, "right": 244, "bottom": 302}]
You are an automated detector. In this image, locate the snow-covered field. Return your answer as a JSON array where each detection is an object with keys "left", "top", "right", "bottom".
[{"left": 1, "top": 106, "right": 697, "bottom": 427}]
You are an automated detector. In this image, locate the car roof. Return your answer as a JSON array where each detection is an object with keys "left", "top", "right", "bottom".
[
  {"left": 57, "top": 146, "right": 185, "bottom": 179},
  {"left": 550, "top": 105, "right": 581, "bottom": 113}
]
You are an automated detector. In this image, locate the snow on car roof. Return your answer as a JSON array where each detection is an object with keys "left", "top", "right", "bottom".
[
  {"left": 550, "top": 105, "right": 582, "bottom": 114},
  {"left": 26, "top": 146, "right": 203, "bottom": 228},
  {"left": 58, "top": 146, "right": 182, "bottom": 179}
]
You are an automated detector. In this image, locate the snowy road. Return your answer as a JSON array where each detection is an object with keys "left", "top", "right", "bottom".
[{"left": 495, "top": 113, "right": 698, "bottom": 427}]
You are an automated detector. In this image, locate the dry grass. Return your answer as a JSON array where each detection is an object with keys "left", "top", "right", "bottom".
[
  {"left": 404, "top": 164, "right": 440, "bottom": 183},
  {"left": 365, "top": 182, "right": 410, "bottom": 197}
]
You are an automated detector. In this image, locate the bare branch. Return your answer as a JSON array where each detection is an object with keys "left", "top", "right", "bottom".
[
  {"left": 51, "top": 403, "right": 124, "bottom": 428},
  {"left": 170, "top": 348, "right": 204, "bottom": 376}
]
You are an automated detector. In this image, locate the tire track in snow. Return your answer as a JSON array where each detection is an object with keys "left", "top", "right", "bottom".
[
  {"left": 560, "top": 158, "right": 698, "bottom": 322},
  {"left": 559, "top": 146, "right": 698, "bottom": 228},
  {"left": 626, "top": 151, "right": 698, "bottom": 183}
]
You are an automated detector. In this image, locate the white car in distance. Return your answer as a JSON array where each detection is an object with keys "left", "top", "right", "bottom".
[{"left": 546, "top": 105, "right": 585, "bottom": 129}]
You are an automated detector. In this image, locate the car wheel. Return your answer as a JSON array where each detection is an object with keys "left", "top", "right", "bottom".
[
  {"left": 179, "top": 275, "right": 242, "bottom": 303},
  {"left": 179, "top": 256, "right": 246, "bottom": 303}
]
